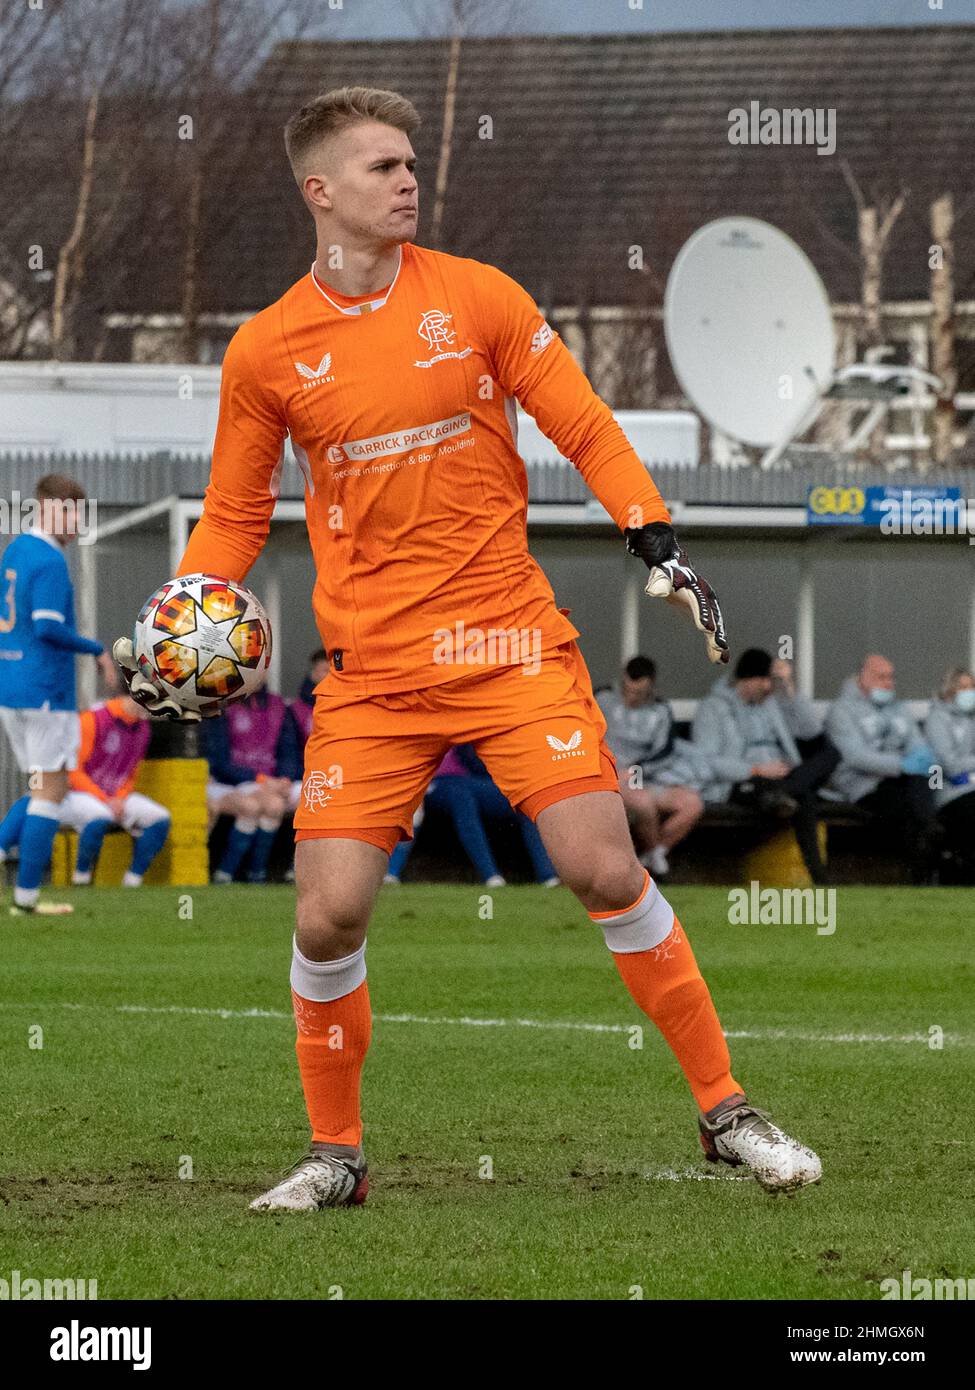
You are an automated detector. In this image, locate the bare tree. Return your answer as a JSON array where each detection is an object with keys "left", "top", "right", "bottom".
[
  {"left": 840, "top": 160, "right": 908, "bottom": 353},
  {"left": 170, "top": 0, "right": 318, "bottom": 360},
  {"left": 930, "top": 192, "right": 956, "bottom": 466},
  {"left": 51, "top": 86, "right": 100, "bottom": 359},
  {"left": 404, "top": 0, "right": 520, "bottom": 251}
]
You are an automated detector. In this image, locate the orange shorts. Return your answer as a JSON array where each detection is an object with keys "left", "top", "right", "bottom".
[{"left": 293, "top": 640, "right": 620, "bottom": 855}]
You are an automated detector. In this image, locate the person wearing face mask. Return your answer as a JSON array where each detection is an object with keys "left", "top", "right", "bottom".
[
  {"left": 825, "top": 654, "right": 940, "bottom": 882},
  {"left": 692, "top": 648, "right": 836, "bottom": 884},
  {"left": 924, "top": 667, "right": 975, "bottom": 880}
]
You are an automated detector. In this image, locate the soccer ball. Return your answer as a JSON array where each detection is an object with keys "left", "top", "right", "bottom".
[{"left": 132, "top": 573, "right": 272, "bottom": 714}]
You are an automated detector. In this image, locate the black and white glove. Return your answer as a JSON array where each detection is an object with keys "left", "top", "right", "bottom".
[
  {"left": 624, "top": 522, "right": 729, "bottom": 665},
  {"left": 112, "top": 637, "right": 202, "bottom": 722}
]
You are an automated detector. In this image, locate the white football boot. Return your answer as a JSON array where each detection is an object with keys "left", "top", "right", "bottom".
[
  {"left": 699, "top": 1093, "right": 822, "bottom": 1194},
  {"left": 8, "top": 899, "right": 74, "bottom": 917},
  {"left": 249, "top": 1145, "right": 368, "bottom": 1212}
]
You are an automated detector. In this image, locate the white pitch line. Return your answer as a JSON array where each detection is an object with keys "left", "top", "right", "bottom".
[{"left": 0, "top": 1001, "right": 968, "bottom": 1045}]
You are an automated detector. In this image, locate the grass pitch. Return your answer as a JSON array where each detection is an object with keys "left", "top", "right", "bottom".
[{"left": 1, "top": 883, "right": 972, "bottom": 1300}]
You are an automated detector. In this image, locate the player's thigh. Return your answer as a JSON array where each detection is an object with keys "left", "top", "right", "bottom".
[
  {"left": 535, "top": 790, "right": 644, "bottom": 912},
  {"left": 119, "top": 792, "right": 170, "bottom": 831},
  {"left": 294, "top": 836, "right": 389, "bottom": 957},
  {"left": 210, "top": 782, "right": 261, "bottom": 820},
  {"left": 468, "top": 643, "right": 621, "bottom": 847},
  {"left": 654, "top": 784, "right": 703, "bottom": 817},
  {"left": 60, "top": 791, "right": 112, "bottom": 832},
  {"left": 0, "top": 711, "right": 70, "bottom": 799},
  {"left": 293, "top": 689, "right": 447, "bottom": 952},
  {"left": 294, "top": 689, "right": 446, "bottom": 851},
  {"left": 618, "top": 781, "right": 658, "bottom": 819}
]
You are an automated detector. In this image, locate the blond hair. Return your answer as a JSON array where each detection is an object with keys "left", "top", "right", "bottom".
[{"left": 284, "top": 86, "right": 421, "bottom": 185}]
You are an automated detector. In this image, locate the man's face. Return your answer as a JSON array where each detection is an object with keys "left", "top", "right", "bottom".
[
  {"left": 736, "top": 675, "right": 772, "bottom": 705},
  {"left": 42, "top": 497, "right": 80, "bottom": 545},
  {"left": 309, "top": 121, "right": 419, "bottom": 247},
  {"left": 859, "top": 656, "right": 895, "bottom": 695},
  {"left": 621, "top": 674, "right": 654, "bottom": 707},
  {"left": 310, "top": 657, "right": 329, "bottom": 685}
]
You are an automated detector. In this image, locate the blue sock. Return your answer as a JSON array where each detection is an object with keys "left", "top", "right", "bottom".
[
  {"left": 76, "top": 818, "right": 112, "bottom": 876},
  {"left": 0, "top": 795, "right": 29, "bottom": 854},
  {"left": 217, "top": 818, "right": 256, "bottom": 879},
  {"left": 246, "top": 823, "right": 278, "bottom": 882},
  {"left": 16, "top": 799, "right": 63, "bottom": 899},
  {"left": 130, "top": 818, "right": 170, "bottom": 876},
  {"left": 387, "top": 839, "right": 412, "bottom": 878}
]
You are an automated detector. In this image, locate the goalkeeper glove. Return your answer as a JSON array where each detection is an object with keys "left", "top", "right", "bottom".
[
  {"left": 625, "top": 521, "right": 729, "bottom": 665},
  {"left": 112, "top": 637, "right": 202, "bottom": 722}
]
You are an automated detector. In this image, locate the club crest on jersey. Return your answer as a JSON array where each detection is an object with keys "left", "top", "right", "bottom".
[
  {"left": 302, "top": 769, "right": 338, "bottom": 811},
  {"left": 294, "top": 353, "right": 335, "bottom": 389},
  {"left": 546, "top": 729, "right": 585, "bottom": 760},
  {"left": 414, "top": 309, "right": 473, "bottom": 369}
]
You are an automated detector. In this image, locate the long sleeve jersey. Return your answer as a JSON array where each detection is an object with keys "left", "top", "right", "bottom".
[
  {"left": 0, "top": 530, "right": 103, "bottom": 711},
  {"left": 179, "top": 242, "right": 670, "bottom": 694}
]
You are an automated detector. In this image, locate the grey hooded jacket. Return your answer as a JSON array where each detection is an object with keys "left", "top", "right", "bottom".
[
  {"left": 597, "top": 687, "right": 715, "bottom": 793},
  {"left": 924, "top": 700, "right": 975, "bottom": 809},
  {"left": 691, "top": 677, "right": 800, "bottom": 803},
  {"left": 596, "top": 688, "right": 674, "bottom": 770},
  {"left": 824, "top": 677, "right": 926, "bottom": 803}
]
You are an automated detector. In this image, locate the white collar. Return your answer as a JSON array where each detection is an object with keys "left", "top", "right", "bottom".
[
  {"left": 310, "top": 246, "right": 403, "bottom": 316},
  {"left": 27, "top": 525, "right": 62, "bottom": 551}
]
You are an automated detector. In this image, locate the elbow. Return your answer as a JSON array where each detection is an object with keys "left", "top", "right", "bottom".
[{"left": 33, "top": 619, "right": 64, "bottom": 646}]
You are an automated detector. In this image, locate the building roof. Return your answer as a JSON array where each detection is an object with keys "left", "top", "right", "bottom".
[
  {"left": 192, "top": 24, "right": 975, "bottom": 316},
  {"left": 4, "top": 25, "right": 973, "bottom": 327}
]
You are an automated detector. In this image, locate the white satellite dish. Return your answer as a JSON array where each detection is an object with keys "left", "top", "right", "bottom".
[{"left": 664, "top": 217, "right": 835, "bottom": 451}]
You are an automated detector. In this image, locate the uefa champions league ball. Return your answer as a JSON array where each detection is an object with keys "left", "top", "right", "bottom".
[{"left": 132, "top": 573, "right": 272, "bottom": 715}]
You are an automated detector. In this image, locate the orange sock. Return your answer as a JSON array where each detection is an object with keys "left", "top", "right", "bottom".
[
  {"left": 292, "top": 981, "right": 373, "bottom": 1145},
  {"left": 611, "top": 917, "right": 739, "bottom": 1113}
]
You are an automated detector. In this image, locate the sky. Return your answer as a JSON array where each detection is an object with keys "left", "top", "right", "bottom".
[{"left": 300, "top": 0, "right": 970, "bottom": 39}]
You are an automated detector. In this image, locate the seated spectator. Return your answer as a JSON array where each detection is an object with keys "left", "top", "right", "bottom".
[
  {"left": 596, "top": 656, "right": 704, "bottom": 877},
  {"left": 0, "top": 696, "right": 170, "bottom": 886},
  {"left": 384, "top": 743, "right": 559, "bottom": 887},
  {"left": 693, "top": 648, "right": 837, "bottom": 885},
  {"left": 771, "top": 658, "right": 823, "bottom": 747},
  {"left": 287, "top": 648, "right": 329, "bottom": 817},
  {"left": 296, "top": 647, "right": 328, "bottom": 706},
  {"left": 825, "top": 653, "right": 939, "bottom": 882},
  {"left": 924, "top": 666, "right": 975, "bottom": 879},
  {"left": 202, "top": 687, "right": 300, "bottom": 884}
]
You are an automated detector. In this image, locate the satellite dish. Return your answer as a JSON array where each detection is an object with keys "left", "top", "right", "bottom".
[{"left": 664, "top": 217, "right": 835, "bottom": 449}]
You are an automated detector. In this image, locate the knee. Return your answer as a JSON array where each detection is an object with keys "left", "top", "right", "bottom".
[
  {"left": 564, "top": 843, "right": 645, "bottom": 913},
  {"left": 296, "top": 880, "right": 367, "bottom": 959},
  {"left": 678, "top": 788, "right": 704, "bottom": 819}
]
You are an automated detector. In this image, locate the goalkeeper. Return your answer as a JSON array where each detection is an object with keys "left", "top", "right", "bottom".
[{"left": 115, "top": 85, "right": 820, "bottom": 1207}]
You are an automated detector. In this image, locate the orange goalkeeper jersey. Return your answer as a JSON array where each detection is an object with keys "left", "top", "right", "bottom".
[{"left": 179, "top": 242, "right": 670, "bottom": 693}]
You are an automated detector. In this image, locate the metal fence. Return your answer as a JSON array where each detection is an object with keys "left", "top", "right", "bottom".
[{"left": 4, "top": 449, "right": 975, "bottom": 510}]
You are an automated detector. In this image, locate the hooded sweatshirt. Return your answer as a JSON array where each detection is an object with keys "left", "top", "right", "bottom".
[
  {"left": 924, "top": 699, "right": 975, "bottom": 809},
  {"left": 691, "top": 676, "right": 800, "bottom": 803},
  {"left": 824, "top": 677, "right": 925, "bottom": 803}
]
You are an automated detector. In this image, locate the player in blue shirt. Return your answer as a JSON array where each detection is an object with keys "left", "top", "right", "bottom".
[{"left": 0, "top": 474, "right": 113, "bottom": 915}]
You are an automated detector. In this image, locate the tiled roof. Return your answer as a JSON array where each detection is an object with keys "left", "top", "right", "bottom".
[
  {"left": 6, "top": 26, "right": 974, "bottom": 320},
  {"left": 215, "top": 25, "right": 975, "bottom": 316}
]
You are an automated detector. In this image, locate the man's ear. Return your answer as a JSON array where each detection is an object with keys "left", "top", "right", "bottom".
[{"left": 303, "top": 173, "right": 332, "bottom": 213}]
